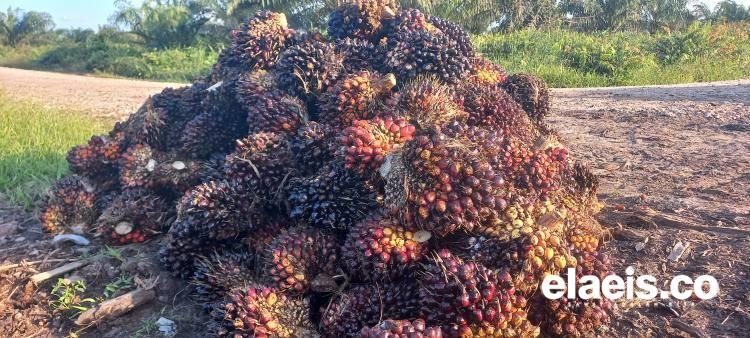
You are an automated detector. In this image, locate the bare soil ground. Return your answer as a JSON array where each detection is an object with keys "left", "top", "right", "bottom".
[{"left": 1, "top": 70, "right": 748, "bottom": 337}]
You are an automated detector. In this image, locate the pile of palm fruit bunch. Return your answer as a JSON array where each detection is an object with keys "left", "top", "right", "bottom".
[{"left": 39, "top": 1, "right": 614, "bottom": 336}]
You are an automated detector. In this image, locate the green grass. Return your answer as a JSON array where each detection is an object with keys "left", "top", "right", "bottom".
[
  {"left": 475, "top": 22, "right": 750, "bottom": 87},
  {"left": 0, "top": 93, "right": 109, "bottom": 207}
]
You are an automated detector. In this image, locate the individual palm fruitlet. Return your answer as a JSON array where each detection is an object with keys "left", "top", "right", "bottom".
[{"left": 47, "top": 3, "right": 612, "bottom": 337}]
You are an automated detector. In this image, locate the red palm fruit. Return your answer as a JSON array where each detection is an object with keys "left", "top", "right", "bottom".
[
  {"left": 38, "top": 176, "right": 97, "bottom": 234},
  {"left": 263, "top": 226, "right": 339, "bottom": 294},
  {"left": 360, "top": 319, "right": 443, "bottom": 338},
  {"left": 67, "top": 133, "right": 124, "bottom": 180},
  {"left": 341, "top": 213, "right": 427, "bottom": 280},
  {"left": 339, "top": 115, "right": 415, "bottom": 174},
  {"left": 419, "top": 249, "right": 540, "bottom": 337},
  {"left": 210, "top": 285, "right": 316, "bottom": 337},
  {"left": 319, "top": 70, "right": 397, "bottom": 128},
  {"left": 118, "top": 143, "right": 157, "bottom": 188}
]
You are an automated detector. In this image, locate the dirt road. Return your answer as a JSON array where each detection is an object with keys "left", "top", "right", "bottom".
[
  {"left": 0, "top": 67, "right": 184, "bottom": 119},
  {"left": 1, "top": 68, "right": 748, "bottom": 337}
]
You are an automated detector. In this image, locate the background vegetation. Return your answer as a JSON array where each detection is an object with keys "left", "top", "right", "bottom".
[{"left": 0, "top": 0, "right": 749, "bottom": 85}]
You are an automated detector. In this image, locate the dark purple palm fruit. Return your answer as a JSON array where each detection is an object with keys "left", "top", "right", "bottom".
[
  {"left": 341, "top": 213, "right": 428, "bottom": 281},
  {"left": 321, "top": 281, "right": 421, "bottom": 337},
  {"left": 238, "top": 69, "right": 309, "bottom": 135},
  {"left": 151, "top": 155, "right": 206, "bottom": 195},
  {"left": 191, "top": 248, "right": 257, "bottom": 306},
  {"left": 289, "top": 121, "right": 337, "bottom": 175},
  {"left": 262, "top": 226, "right": 339, "bottom": 294},
  {"left": 426, "top": 16, "right": 475, "bottom": 58},
  {"left": 211, "top": 11, "right": 294, "bottom": 80},
  {"left": 224, "top": 132, "right": 296, "bottom": 202},
  {"left": 159, "top": 180, "right": 253, "bottom": 277},
  {"left": 327, "top": 0, "right": 399, "bottom": 40},
  {"left": 501, "top": 73, "right": 552, "bottom": 124},
  {"left": 275, "top": 38, "right": 343, "bottom": 104},
  {"left": 39, "top": 175, "right": 97, "bottom": 234},
  {"left": 209, "top": 284, "right": 316, "bottom": 337},
  {"left": 384, "top": 28, "right": 473, "bottom": 84},
  {"left": 318, "top": 70, "right": 397, "bottom": 129},
  {"left": 419, "top": 249, "right": 540, "bottom": 337},
  {"left": 335, "top": 37, "right": 387, "bottom": 72},
  {"left": 287, "top": 162, "right": 380, "bottom": 230},
  {"left": 97, "top": 188, "right": 173, "bottom": 245},
  {"left": 380, "top": 9, "right": 439, "bottom": 41},
  {"left": 360, "top": 319, "right": 443, "bottom": 338}
]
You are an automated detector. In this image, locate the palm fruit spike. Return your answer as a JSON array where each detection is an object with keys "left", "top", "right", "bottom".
[
  {"left": 395, "top": 128, "right": 508, "bottom": 236},
  {"left": 192, "top": 248, "right": 257, "bottom": 305},
  {"left": 210, "top": 284, "right": 316, "bottom": 338},
  {"left": 529, "top": 251, "right": 612, "bottom": 337},
  {"left": 66, "top": 133, "right": 124, "bottom": 180},
  {"left": 341, "top": 213, "right": 427, "bottom": 281},
  {"left": 224, "top": 132, "right": 295, "bottom": 201},
  {"left": 360, "top": 319, "right": 443, "bottom": 338},
  {"left": 380, "top": 9, "right": 438, "bottom": 40},
  {"left": 287, "top": 162, "right": 379, "bottom": 230},
  {"left": 321, "top": 281, "right": 421, "bottom": 337},
  {"left": 468, "top": 57, "right": 507, "bottom": 86},
  {"left": 501, "top": 73, "right": 551, "bottom": 123},
  {"left": 339, "top": 115, "right": 415, "bottom": 174},
  {"left": 97, "top": 188, "right": 173, "bottom": 245},
  {"left": 385, "top": 28, "right": 473, "bottom": 84},
  {"left": 39, "top": 176, "right": 97, "bottom": 234},
  {"left": 318, "top": 70, "right": 396, "bottom": 128},
  {"left": 275, "top": 38, "right": 343, "bottom": 102},
  {"left": 289, "top": 121, "right": 336, "bottom": 175},
  {"left": 327, "top": 0, "right": 398, "bottom": 40},
  {"left": 160, "top": 180, "right": 253, "bottom": 277},
  {"left": 335, "top": 37, "right": 386, "bottom": 72},
  {"left": 118, "top": 143, "right": 157, "bottom": 188},
  {"left": 395, "top": 76, "right": 465, "bottom": 129},
  {"left": 263, "top": 226, "right": 339, "bottom": 294},
  {"left": 419, "top": 249, "right": 540, "bottom": 337},
  {"left": 458, "top": 83, "right": 534, "bottom": 142},
  {"left": 180, "top": 77, "right": 248, "bottom": 159}
]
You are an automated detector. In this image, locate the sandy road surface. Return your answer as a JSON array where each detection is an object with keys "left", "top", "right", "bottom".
[
  {"left": 1, "top": 68, "right": 749, "bottom": 337},
  {"left": 0, "top": 67, "right": 184, "bottom": 119}
]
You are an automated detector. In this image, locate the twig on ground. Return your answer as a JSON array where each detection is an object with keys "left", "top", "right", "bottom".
[
  {"left": 75, "top": 288, "right": 156, "bottom": 326},
  {"left": 29, "top": 260, "right": 88, "bottom": 284},
  {"left": 0, "top": 258, "right": 74, "bottom": 272}
]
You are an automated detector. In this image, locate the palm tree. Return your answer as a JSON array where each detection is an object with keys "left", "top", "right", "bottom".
[
  {"left": 641, "top": 0, "right": 691, "bottom": 33},
  {"left": 111, "top": 0, "right": 214, "bottom": 49},
  {"left": 0, "top": 7, "right": 54, "bottom": 47},
  {"left": 713, "top": 0, "right": 750, "bottom": 22},
  {"left": 559, "top": 0, "right": 643, "bottom": 31}
]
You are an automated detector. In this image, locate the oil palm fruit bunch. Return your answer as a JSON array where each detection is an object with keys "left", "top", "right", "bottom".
[
  {"left": 319, "top": 70, "right": 397, "bottom": 128},
  {"left": 420, "top": 249, "right": 540, "bottom": 337},
  {"left": 97, "top": 188, "right": 173, "bottom": 245},
  {"left": 501, "top": 73, "right": 552, "bottom": 123},
  {"left": 47, "top": 4, "right": 613, "bottom": 337},
  {"left": 287, "top": 162, "right": 379, "bottom": 230},
  {"left": 214, "top": 11, "right": 294, "bottom": 80},
  {"left": 341, "top": 213, "right": 427, "bottom": 281},
  {"left": 321, "top": 281, "right": 421, "bottom": 337},
  {"left": 339, "top": 115, "right": 415, "bottom": 174},
  {"left": 360, "top": 319, "right": 443, "bottom": 338},
  {"left": 468, "top": 57, "right": 507, "bottom": 86},
  {"left": 192, "top": 248, "right": 257, "bottom": 305},
  {"left": 263, "top": 226, "right": 339, "bottom": 294},
  {"left": 39, "top": 176, "right": 97, "bottom": 234},
  {"left": 224, "top": 132, "right": 295, "bottom": 201},
  {"left": 327, "top": 0, "right": 399, "bottom": 40},
  {"left": 210, "top": 284, "right": 316, "bottom": 337}
]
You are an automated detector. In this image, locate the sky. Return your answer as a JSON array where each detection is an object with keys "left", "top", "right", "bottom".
[{"left": 1, "top": 0, "right": 749, "bottom": 30}]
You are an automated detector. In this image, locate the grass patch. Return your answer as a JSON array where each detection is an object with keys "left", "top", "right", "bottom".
[
  {"left": 474, "top": 22, "right": 750, "bottom": 87},
  {"left": 0, "top": 93, "right": 109, "bottom": 207}
]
